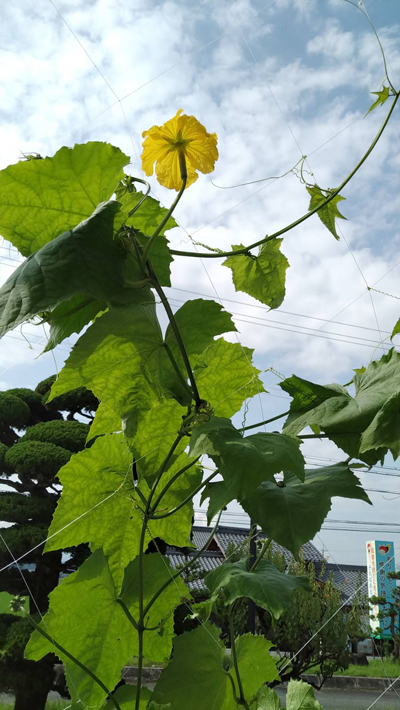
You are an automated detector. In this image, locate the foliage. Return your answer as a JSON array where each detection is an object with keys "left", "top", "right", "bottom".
[
  {"left": 306, "top": 185, "right": 346, "bottom": 240},
  {"left": 0, "top": 63, "right": 397, "bottom": 710},
  {"left": 222, "top": 238, "right": 288, "bottom": 308},
  {"left": 20, "top": 420, "right": 89, "bottom": 452},
  {"left": 366, "top": 86, "right": 391, "bottom": 115},
  {"left": 259, "top": 557, "right": 368, "bottom": 684},
  {"left": 0, "top": 381, "right": 96, "bottom": 709}
]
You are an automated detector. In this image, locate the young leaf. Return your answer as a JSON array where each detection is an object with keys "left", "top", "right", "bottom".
[
  {"left": 223, "top": 238, "right": 288, "bottom": 308},
  {"left": 0, "top": 202, "right": 147, "bottom": 338},
  {"left": 190, "top": 416, "right": 304, "bottom": 500},
  {"left": 151, "top": 625, "right": 279, "bottom": 710},
  {"left": 205, "top": 559, "right": 309, "bottom": 619},
  {"left": 255, "top": 686, "right": 282, "bottom": 710},
  {"left": 285, "top": 679, "right": 322, "bottom": 709},
  {"left": 45, "top": 434, "right": 201, "bottom": 588},
  {"left": 306, "top": 184, "right": 346, "bottom": 240},
  {"left": 0, "top": 142, "right": 129, "bottom": 256},
  {"left": 281, "top": 349, "right": 400, "bottom": 464},
  {"left": 25, "top": 550, "right": 185, "bottom": 707},
  {"left": 241, "top": 464, "right": 371, "bottom": 557},
  {"left": 366, "top": 86, "right": 390, "bottom": 116}
]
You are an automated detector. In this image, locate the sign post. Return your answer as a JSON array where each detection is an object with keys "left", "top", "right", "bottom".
[{"left": 366, "top": 541, "right": 398, "bottom": 639}]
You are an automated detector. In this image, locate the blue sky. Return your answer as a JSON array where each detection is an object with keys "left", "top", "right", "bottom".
[{"left": 0, "top": 0, "right": 400, "bottom": 565}]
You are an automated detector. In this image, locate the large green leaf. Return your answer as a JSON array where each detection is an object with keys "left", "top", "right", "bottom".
[
  {"left": 149, "top": 299, "right": 237, "bottom": 405},
  {"left": 281, "top": 350, "right": 400, "bottom": 463},
  {"left": 205, "top": 558, "right": 309, "bottom": 619},
  {"left": 0, "top": 142, "right": 129, "bottom": 256},
  {"left": 366, "top": 86, "right": 391, "bottom": 116},
  {"left": 360, "top": 390, "right": 400, "bottom": 459},
  {"left": 124, "top": 396, "right": 188, "bottom": 481},
  {"left": 241, "top": 464, "right": 371, "bottom": 557},
  {"left": 306, "top": 184, "right": 346, "bottom": 240},
  {"left": 25, "top": 550, "right": 185, "bottom": 708},
  {"left": 87, "top": 401, "right": 122, "bottom": 442},
  {"left": 190, "top": 417, "right": 304, "bottom": 499},
  {"left": 0, "top": 201, "right": 148, "bottom": 338},
  {"left": 117, "top": 182, "right": 179, "bottom": 286},
  {"left": 104, "top": 686, "right": 151, "bottom": 710},
  {"left": 45, "top": 434, "right": 201, "bottom": 588},
  {"left": 48, "top": 299, "right": 163, "bottom": 421},
  {"left": 223, "top": 238, "right": 288, "bottom": 308},
  {"left": 194, "top": 339, "right": 264, "bottom": 418},
  {"left": 49, "top": 299, "right": 237, "bottom": 421},
  {"left": 254, "top": 681, "right": 322, "bottom": 710},
  {"left": 152, "top": 625, "right": 278, "bottom": 710},
  {"left": 42, "top": 295, "right": 106, "bottom": 352},
  {"left": 201, "top": 480, "right": 233, "bottom": 524}
]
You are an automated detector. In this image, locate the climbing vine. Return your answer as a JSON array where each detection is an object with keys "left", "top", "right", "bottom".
[{"left": 0, "top": 25, "right": 399, "bottom": 710}]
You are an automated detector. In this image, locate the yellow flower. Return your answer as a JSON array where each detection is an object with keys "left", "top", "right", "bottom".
[{"left": 141, "top": 109, "right": 218, "bottom": 191}]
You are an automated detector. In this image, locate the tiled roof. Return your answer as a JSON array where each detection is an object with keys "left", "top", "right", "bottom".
[
  {"left": 166, "top": 526, "right": 366, "bottom": 604},
  {"left": 191, "top": 525, "right": 323, "bottom": 563},
  {"left": 167, "top": 551, "right": 223, "bottom": 592}
]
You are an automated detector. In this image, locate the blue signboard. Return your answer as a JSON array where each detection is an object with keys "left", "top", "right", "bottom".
[{"left": 366, "top": 541, "right": 398, "bottom": 639}]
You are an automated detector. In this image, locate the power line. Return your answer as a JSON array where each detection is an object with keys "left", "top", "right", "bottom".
[
  {"left": 168, "top": 296, "right": 389, "bottom": 344},
  {"left": 168, "top": 298, "right": 389, "bottom": 351},
  {"left": 168, "top": 286, "right": 391, "bottom": 334}
]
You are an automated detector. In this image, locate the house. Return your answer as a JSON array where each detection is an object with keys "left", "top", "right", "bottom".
[{"left": 166, "top": 525, "right": 368, "bottom": 605}]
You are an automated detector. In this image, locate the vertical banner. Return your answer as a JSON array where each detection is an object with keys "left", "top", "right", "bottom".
[{"left": 366, "top": 541, "right": 397, "bottom": 638}]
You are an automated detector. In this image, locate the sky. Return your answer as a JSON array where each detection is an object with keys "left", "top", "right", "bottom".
[{"left": 0, "top": 0, "right": 400, "bottom": 566}]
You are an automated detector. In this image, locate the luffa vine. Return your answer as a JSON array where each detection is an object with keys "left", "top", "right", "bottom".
[{"left": 0, "top": 67, "right": 399, "bottom": 710}]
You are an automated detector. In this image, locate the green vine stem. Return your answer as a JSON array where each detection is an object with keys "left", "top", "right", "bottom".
[
  {"left": 251, "top": 538, "right": 272, "bottom": 572},
  {"left": 115, "top": 598, "right": 139, "bottom": 632},
  {"left": 142, "top": 174, "right": 187, "bottom": 264},
  {"left": 127, "top": 177, "right": 151, "bottom": 218},
  {"left": 134, "top": 432, "right": 185, "bottom": 710},
  {"left": 150, "top": 272, "right": 201, "bottom": 407},
  {"left": 150, "top": 456, "right": 201, "bottom": 514},
  {"left": 229, "top": 614, "right": 250, "bottom": 709},
  {"left": 23, "top": 611, "right": 122, "bottom": 710},
  {"left": 143, "top": 511, "right": 223, "bottom": 619},
  {"left": 150, "top": 470, "right": 218, "bottom": 520},
  {"left": 170, "top": 90, "right": 399, "bottom": 259},
  {"left": 344, "top": 0, "right": 396, "bottom": 94},
  {"left": 239, "top": 410, "right": 290, "bottom": 432},
  {"left": 163, "top": 342, "right": 195, "bottom": 401}
]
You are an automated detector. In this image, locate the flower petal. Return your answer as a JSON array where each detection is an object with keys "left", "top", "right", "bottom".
[{"left": 141, "top": 137, "right": 170, "bottom": 177}]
